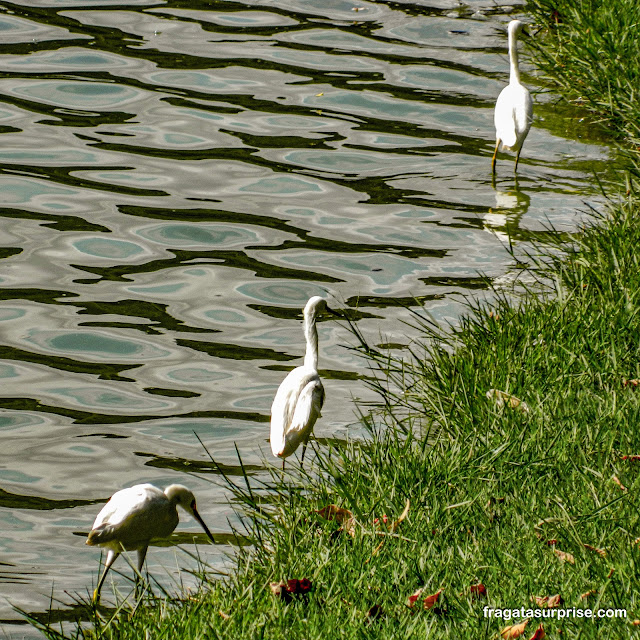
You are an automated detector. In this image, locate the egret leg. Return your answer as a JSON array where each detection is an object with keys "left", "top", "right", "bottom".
[
  {"left": 93, "top": 549, "right": 119, "bottom": 603},
  {"left": 282, "top": 458, "right": 285, "bottom": 471},
  {"left": 491, "top": 140, "right": 500, "bottom": 174},
  {"left": 134, "top": 546, "right": 148, "bottom": 597},
  {"left": 300, "top": 433, "right": 312, "bottom": 467},
  {"left": 514, "top": 148, "right": 522, "bottom": 174}
]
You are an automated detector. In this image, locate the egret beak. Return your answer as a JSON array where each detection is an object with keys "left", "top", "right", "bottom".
[
  {"left": 325, "top": 306, "right": 342, "bottom": 318},
  {"left": 192, "top": 505, "right": 215, "bottom": 543}
]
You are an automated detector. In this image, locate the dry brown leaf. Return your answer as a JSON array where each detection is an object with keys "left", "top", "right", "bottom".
[
  {"left": 219, "top": 611, "right": 230, "bottom": 620},
  {"left": 269, "top": 578, "right": 312, "bottom": 602},
  {"left": 554, "top": 549, "right": 575, "bottom": 564},
  {"left": 470, "top": 583, "right": 487, "bottom": 599},
  {"left": 607, "top": 568, "right": 615, "bottom": 578},
  {"left": 621, "top": 454, "right": 640, "bottom": 461},
  {"left": 612, "top": 475, "right": 627, "bottom": 491},
  {"left": 622, "top": 378, "right": 640, "bottom": 388},
  {"left": 531, "top": 594, "right": 562, "bottom": 608},
  {"left": 547, "top": 594, "right": 563, "bottom": 608},
  {"left": 584, "top": 543, "right": 606, "bottom": 557},
  {"left": 580, "top": 589, "right": 596, "bottom": 600},
  {"left": 366, "top": 604, "right": 383, "bottom": 621},
  {"left": 529, "top": 623, "right": 545, "bottom": 640},
  {"left": 423, "top": 588, "right": 443, "bottom": 610},
  {"left": 486, "top": 389, "right": 530, "bottom": 413},
  {"left": 500, "top": 619, "right": 529, "bottom": 639},
  {"left": 315, "top": 504, "right": 356, "bottom": 537},
  {"left": 407, "top": 588, "right": 423, "bottom": 608},
  {"left": 633, "top": 619, "right": 640, "bottom": 625}
]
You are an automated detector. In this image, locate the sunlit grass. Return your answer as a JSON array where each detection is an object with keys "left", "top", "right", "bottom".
[{"left": 526, "top": 0, "right": 640, "bottom": 147}]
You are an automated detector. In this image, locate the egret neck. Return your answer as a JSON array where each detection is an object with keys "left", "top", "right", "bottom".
[
  {"left": 508, "top": 23, "right": 521, "bottom": 85},
  {"left": 303, "top": 303, "right": 319, "bottom": 370}
]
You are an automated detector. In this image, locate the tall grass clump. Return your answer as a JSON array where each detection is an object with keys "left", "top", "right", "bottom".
[{"left": 526, "top": 0, "right": 640, "bottom": 146}]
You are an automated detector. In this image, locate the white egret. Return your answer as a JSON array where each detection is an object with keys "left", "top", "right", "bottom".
[
  {"left": 492, "top": 19, "right": 533, "bottom": 174},
  {"left": 86, "top": 483, "right": 214, "bottom": 602},
  {"left": 270, "top": 296, "right": 334, "bottom": 469}
]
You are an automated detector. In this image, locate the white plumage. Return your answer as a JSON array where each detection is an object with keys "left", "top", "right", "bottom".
[
  {"left": 270, "top": 296, "right": 331, "bottom": 467},
  {"left": 492, "top": 20, "right": 533, "bottom": 174},
  {"left": 86, "top": 483, "right": 214, "bottom": 601}
]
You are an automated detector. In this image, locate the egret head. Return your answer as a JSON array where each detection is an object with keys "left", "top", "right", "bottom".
[
  {"left": 303, "top": 296, "right": 339, "bottom": 319},
  {"left": 165, "top": 484, "right": 196, "bottom": 509},
  {"left": 508, "top": 19, "right": 526, "bottom": 37},
  {"left": 164, "top": 484, "right": 215, "bottom": 543}
]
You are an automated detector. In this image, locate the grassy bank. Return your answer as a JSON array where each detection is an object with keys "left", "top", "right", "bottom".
[{"left": 30, "top": 5, "right": 640, "bottom": 640}]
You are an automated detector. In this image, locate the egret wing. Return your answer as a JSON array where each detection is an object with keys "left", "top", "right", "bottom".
[
  {"left": 271, "top": 368, "right": 324, "bottom": 457},
  {"left": 88, "top": 484, "right": 176, "bottom": 549},
  {"left": 281, "top": 375, "right": 324, "bottom": 458}
]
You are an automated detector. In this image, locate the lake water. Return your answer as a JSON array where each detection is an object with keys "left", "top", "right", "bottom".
[{"left": 0, "top": 0, "right": 610, "bottom": 636}]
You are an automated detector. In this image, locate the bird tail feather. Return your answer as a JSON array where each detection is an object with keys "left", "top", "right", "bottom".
[{"left": 87, "top": 524, "right": 116, "bottom": 545}]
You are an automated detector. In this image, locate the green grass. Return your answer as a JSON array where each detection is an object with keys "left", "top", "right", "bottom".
[
  {"left": 526, "top": 0, "right": 640, "bottom": 146},
  {"left": 28, "top": 3, "right": 640, "bottom": 639}
]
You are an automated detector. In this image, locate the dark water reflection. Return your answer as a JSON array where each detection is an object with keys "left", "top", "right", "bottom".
[{"left": 0, "top": 0, "right": 610, "bottom": 634}]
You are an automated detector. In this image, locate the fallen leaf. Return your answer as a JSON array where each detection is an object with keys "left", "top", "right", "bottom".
[
  {"left": 634, "top": 536, "right": 640, "bottom": 546},
  {"left": 580, "top": 589, "right": 596, "bottom": 600},
  {"left": 269, "top": 578, "right": 312, "bottom": 601},
  {"left": 288, "top": 578, "right": 312, "bottom": 594},
  {"left": 584, "top": 543, "right": 606, "bottom": 557},
  {"left": 269, "top": 582, "right": 288, "bottom": 601},
  {"left": 554, "top": 549, "right": 575, "bottom": 564},
  {"left": 500, "top": 619, "right": 529, "bottom": 639},
  {"left": 366, "top": 604, "right": 383, "bottom": 621},
  {"left": 622, "top": 378, "right": 640, "bottom": 388},
  {"left": 315, "top": 92, "right": 324, "bottom": 97},
  {"left": 531, "top": 594, "right": 562, "bottom": 608},
  {"left": 315, "top": 504, "right": 356, "bottom": 537},
  {"left": 486, "top": 389, "right": 530, "bottom": 413},
  {"left": 607, "top": 568, "right": 615, "bottom": 578},
  {"left": 612, "top": 475, "right": 627, "bottom": 491},
  {"left": 423, "top": 588, "right": 443, "bottom": 610},
  {"left": 529, "top": 623, "right": 545, "bottom": 640},
  {"left": 407, "top": 588, "right": 423, "bottom": 608},
  {"left": 545, "top": 539, "right": 559, "bottom": 546},
  {"left": 633, "top": 619, "right": 640, "bottom": 625},
  {"left": 219, "top": 611, "right": 230, "bottom": 620},
  {"left": 621, "top": 454, "right": 640, "bottom": 461},
  {"left": 470, "top": 583, "right": 487, "bottom": 599}
]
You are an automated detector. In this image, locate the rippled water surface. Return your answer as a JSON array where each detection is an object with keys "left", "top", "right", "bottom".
[{"left": 0, "top": 0, "right": 610, "bottom": 635}]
